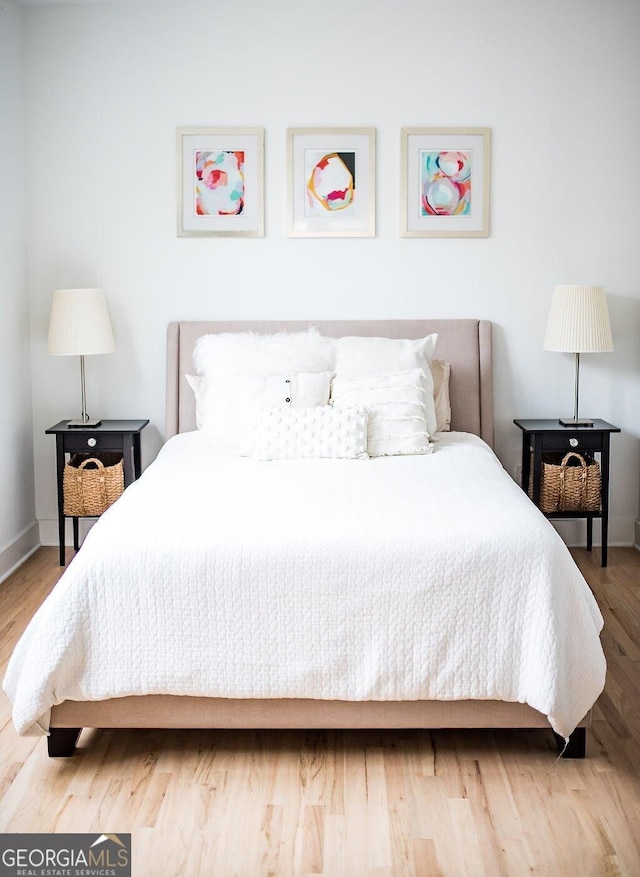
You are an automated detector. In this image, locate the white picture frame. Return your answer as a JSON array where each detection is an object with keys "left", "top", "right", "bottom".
[
  {"left": 287, "top": 127, "right": 375, "bottom": 237},
  {"left": 177, "top": 127, "right": 264, "bottom": 237},
  {"left": 401, "top": 127, "right": 491, "bottom": 238}
]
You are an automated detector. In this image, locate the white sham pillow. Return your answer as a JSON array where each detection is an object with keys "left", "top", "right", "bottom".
[
  {"left": 254, "top": 406, "right": 369, "bottom": 461},
  {"left": 334, "top": 334, "right": 438, "bottom": 376},
  {"left": 430, "top": 359, "right": 451, "bottom": 432},
  {"left": 186, "top": 371, "right": 334, "bottom": 455},
  {"left": 331, "top": 369, "right": 433, "bottom": 457},
  {"left": 334, "top": 335, "right": 438, "bottom": 436},
  {"left": 193, "top": 327, "right": 335, "bottom": 377}
]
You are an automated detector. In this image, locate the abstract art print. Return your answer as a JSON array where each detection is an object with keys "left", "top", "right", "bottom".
[
  {"left": 288, "top": 128, "right": 375, "bottom": 237},
  {"left": 401, "top": 128, "right": 490, "bottom": 237},
  {"left": 195, "top": 149, "right": 245, "bottom": 217},
  {"left": 177, "top": 128, "right": 264, "bottom": 237}
]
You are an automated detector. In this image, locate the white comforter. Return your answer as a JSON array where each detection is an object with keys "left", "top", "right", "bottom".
[{"left": 4, "top": 432, "right": 605, "bottom": 738}]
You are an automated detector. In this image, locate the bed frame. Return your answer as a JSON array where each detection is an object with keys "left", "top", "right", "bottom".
[{"left": 49, "top": 319, "right": 587, "bottom": 757}]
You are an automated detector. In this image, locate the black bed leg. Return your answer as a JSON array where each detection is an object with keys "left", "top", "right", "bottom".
[
  {"left": 553, "top": 727, "right": 586, "bottom": 759},
  {"left": 48, "top": 728, "right": 82, "bottom": 757}
]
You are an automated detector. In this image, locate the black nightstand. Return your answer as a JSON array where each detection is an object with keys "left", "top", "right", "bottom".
[
  {"left": 513, "top": 419, "right": 620, "bottom": 567},
  {"left": 46, "top": 419, "right": 149, "bottom": 565}
]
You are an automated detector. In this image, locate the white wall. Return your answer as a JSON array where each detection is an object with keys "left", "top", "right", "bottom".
[
  {"left": 0, "top": 0, "right": 38, "bottom": 580},
  {"left": 23, "top": 0, "right": 640, "bottom": 546}
]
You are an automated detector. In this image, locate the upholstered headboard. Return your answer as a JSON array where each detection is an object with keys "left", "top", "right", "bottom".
[{"left": 166, "top": 320, "right": 494, "bottom": 447}]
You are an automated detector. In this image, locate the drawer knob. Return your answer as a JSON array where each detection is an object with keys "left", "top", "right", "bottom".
[
  {"left": 87, "top": 437, "right": 97, "bottom": 448},
  {"left": 569, "top": 437, "right": 579, "bottom": 448}
]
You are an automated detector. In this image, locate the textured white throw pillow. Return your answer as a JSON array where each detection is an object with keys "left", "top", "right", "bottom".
[
  {"left": 331, "top": 369, "right": 433, "bottom": 457},
  {"left": 334, "top": 335, "right": 438, "bottom": 435},
  {"left": 186, "top": 371, "right": 334, "bottom": 454},
  {"left": 254, "top": 407, "right": 369, "bottom": 460},
  {"left": 193, "top": 327, "right": 335, "bottom": 377}
]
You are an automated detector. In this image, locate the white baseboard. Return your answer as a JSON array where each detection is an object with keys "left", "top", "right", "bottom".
[
  {"left": 0, "top": 522, "right": 41, "bottom": 585},
  {"left": 547, "top": 517, "right": 634, "bottom": 548},
  {"left": 39, "top": 518, "right": 96, "bottom": 547}
]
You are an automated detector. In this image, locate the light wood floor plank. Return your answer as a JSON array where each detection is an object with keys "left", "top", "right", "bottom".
[{"left": 0, "top": 546, "right": 639, "bottom": 875}]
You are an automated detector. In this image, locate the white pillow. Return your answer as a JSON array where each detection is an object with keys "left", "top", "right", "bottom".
[
  {"left": 430, "top": 359, "right": 451, "bottom": 432},
  {"left": 186, "top": 371, "right": 334, "bottom": 454},
  {"left": 334, "top": 335, "right": 438, "bottom": 436},
  {"left": 335, "top": 334, "right": 438, "bottom": 375},
  {"left": 193, "top": 327, "right": 335, "bottom": 377},
  {"left": 331, "top": 369, "right": 432, "bottom": 457},
  {"left": 254, "top": 407, "right": 369, "bottom": 460}
]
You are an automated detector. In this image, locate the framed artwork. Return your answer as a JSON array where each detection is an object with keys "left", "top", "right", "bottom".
[
  {"left": 177, "top": 127, "right": 264, "bottom": 237},
  {"left": 400, "top": 128, "right": 491, "bottom": 238},
  {"left": 287, "top": 128, "right": 375, "bottom": 237}
]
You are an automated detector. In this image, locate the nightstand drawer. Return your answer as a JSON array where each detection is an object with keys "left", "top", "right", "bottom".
[
  {"left": 63, "top": 432, "right": 125, "bottom": 453},
  {"left": 541, "top": 432, "right": 603, "bottom": 452}
]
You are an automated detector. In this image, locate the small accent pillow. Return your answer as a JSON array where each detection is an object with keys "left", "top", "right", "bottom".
[
  {"left": 193, "top": 327, "right": 335, "bottom": 377},
  {"left": 186, "top": 371, "right": 334, "bottom": 454},
  {"left": 331, "top": 369, "right": 432, "bottom": 457},
  {"left": 254, "top": 407, "right": 369, "bottom": 461},
  {"left": 334, "top": 335, "right": 438, "bottom": 436},
  {"left": 430, "top": 359, "right": 451, "bottom": 432}
]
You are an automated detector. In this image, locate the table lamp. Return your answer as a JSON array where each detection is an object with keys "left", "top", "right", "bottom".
[
  {"left": 47, "top": 288, "right": 115, "bottom": 427},
  {"left": 543, "top": 285, "right": 613, "bottom": 427}
]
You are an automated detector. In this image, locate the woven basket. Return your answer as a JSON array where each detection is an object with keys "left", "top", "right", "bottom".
[
  {"left": 63, "top": 455, "right": 124, "bottom": 517},
  {"left": 529, "top": 451, "right": 601, "bottom": 513}
]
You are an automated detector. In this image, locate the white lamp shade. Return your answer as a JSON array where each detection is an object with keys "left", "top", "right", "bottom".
[
  {"left": 543, "top": 285, "right": 613, "bottom": 353},
  {"left": 47, "top": 288, "right": 115, "bottom": 356}
]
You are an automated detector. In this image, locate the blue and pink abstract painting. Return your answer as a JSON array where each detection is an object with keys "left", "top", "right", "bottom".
[
  {"left": 195, "top": 150, "right": 245, "bottom": 216},
  {"left": 420, "top": 150, "right": 472, "bottom": 216}
]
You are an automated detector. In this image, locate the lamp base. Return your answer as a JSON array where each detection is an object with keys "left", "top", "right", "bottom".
[
  {"left": 68, "top": 417, "right": 103, "bottom": 428},
  {"left": 558, "top": 417, "right": 594, "bottom": 427}
]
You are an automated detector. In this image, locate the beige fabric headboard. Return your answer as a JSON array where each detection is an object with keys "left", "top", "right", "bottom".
[{"left": 166, "top": 320, "right": 494, "bottom": 448}]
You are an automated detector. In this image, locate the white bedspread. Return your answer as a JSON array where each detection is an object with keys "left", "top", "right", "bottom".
[{"left": 4, "top": 432, "right": 605, "bottom": 738}]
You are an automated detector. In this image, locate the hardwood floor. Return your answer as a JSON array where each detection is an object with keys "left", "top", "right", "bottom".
[{"left": 1, "top": 546, "right": 639, "bottom": 875}]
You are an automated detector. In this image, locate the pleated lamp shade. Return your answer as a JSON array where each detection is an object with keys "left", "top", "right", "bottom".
[
  {"left": 48, "top": 288, "right": 115, "bottom": 356},
  {"left": 543, "top": 285, "right": 613, "bottom": 353}
]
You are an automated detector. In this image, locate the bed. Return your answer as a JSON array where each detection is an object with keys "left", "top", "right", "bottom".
[{"left": 3, "top": 319, "right": 605, "bottom": 757}]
